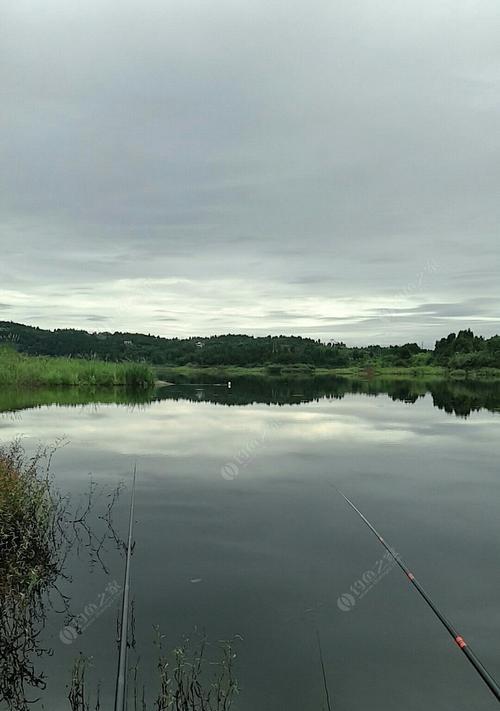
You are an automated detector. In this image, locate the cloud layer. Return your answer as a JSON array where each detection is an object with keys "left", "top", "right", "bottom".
[{"left": 1, "top": 0, "right": 499, "bottom": 344}]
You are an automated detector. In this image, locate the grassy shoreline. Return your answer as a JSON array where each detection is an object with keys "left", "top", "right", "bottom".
[
  {"left": 2, "top": 348, "right": 499, "bottom": 390},
  {"left": 0, "top": 348, "right": 154, "bottom": 388},
  {"left": 155, "top": 363, "right": 500, "bottom": 383}
]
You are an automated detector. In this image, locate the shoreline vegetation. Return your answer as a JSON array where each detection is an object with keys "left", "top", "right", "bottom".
[
  {"left": 0, "top": 442, "right": 61, "bottom": 707},
  {"left": 154, "top": 363, "right": 500, "bottom": 382},
  {"left": 1, "top": 321, "right": 500, "bottom": 387},
  {"left": 0, "top": 441, "right": 121, "bottom": 709},
  {"left": 3, "top": 348, "right": 500, "bottom": 392},
  {"left": 0, "top": 348, "right": 155, "bottom": 388}
]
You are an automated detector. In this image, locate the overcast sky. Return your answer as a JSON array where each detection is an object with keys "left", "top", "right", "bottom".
[{"left": 1, "top": 0, "right": 499, "bottom": 345}]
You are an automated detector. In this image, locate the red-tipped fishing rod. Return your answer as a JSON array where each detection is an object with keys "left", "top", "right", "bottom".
[
  {"left": 114, "top": 464, "right": 137, "bottom": 711},
  {"left": 337, "top": 488, "right": 500, "bottom": 703}
]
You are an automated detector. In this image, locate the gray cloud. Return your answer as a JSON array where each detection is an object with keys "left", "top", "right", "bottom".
[
  {"left": 1, "top": 0, "right": 499, "bottom": 343},
  {"left": 82, "top": 315, "right": 110, "bottom": 322}
]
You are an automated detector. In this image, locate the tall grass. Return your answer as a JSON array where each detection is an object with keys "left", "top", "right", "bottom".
[
  {"left": 0, "top": 442, "right": 62, "bottom": 706},
  {"left": 68, "top": 632, "right": 239, "bottom": 711},
  {"left": 0, "top": 442, "right": 57, "bottom": 597},
  {"left": 0, "top": 441, "right": 122, "bottom": 710},
  {"left": 0, "top": 347, "right": 155, "bottom": 388}
]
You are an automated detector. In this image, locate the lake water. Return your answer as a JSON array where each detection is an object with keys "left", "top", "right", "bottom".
[{"left": 1, "top": 377, "right": 500, "bottom": 710}]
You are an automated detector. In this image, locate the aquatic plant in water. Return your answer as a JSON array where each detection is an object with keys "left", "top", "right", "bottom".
[{"left": 67, "top": 630, "right": 240, "bottom": 711}]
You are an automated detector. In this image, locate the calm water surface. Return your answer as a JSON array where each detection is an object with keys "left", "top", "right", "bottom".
[{"left": 1, "top": 378, "right": 500, "bottom": 710}]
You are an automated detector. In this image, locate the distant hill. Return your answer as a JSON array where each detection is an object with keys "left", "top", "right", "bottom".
[
  {"left": 0, "top": 320, "right": 417, "bottom": 367},
  {"left": 0, "top": 321, "right": 353, "bottom": 366},
  {"left": 0, "top": 321, "right": 499, "bottom": 370}
]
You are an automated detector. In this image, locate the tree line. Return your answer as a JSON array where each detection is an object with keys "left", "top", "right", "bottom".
[{"left": 0, "top": 321, "right": 499, "bottom": 370}]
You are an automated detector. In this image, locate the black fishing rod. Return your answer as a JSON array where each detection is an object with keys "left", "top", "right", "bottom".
[
  {"left": 114, "top": 464, "right": 137, "bottom": 711},
  {"left": 336, "top": 488, "right": 500, "bottom": 703}
]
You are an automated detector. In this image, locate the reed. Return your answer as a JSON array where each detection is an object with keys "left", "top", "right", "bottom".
[
  {"left": 0, "top": 441, "right": 57, "bottom": 597},
  {"left": 68, "top": 632, "right": 239, "bottom": 711},
  {"left": 0, "top": 441, "right": 122, "bottom": 710},
  {"left": 0, "top": 347, "right": 155, "bottom": 388}
]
